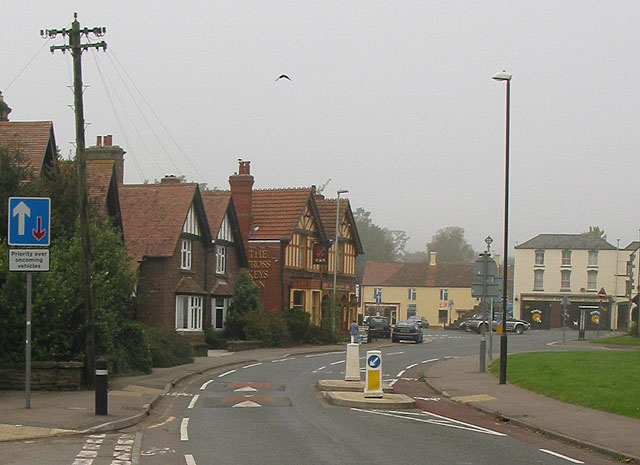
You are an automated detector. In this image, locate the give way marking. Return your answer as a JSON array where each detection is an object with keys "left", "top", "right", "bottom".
[{"left": 351, "top": 409, "right": 506, "bottom": 437}]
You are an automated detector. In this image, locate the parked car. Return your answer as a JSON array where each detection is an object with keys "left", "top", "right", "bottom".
[
  {"left": 366, "top": 316, "right": 391, "bottom": 340},
  {"left": 392, "top": 320, "right": 424, "bottom": 343},
  {"left": 407, "top": 315, "right": 423, "bottom": 328},
  {"left": 462, "top": 314, "right": 530, "bottom": 334}
]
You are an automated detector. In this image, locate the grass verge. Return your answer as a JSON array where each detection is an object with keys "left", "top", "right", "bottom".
[
  {"left": 488, "top": 351, "right": 640, "bottom": 419},
  {"left": 592, "top": 335, "right": 640, "bottom": 346}
]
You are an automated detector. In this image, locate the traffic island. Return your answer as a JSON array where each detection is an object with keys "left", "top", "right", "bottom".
[
  {"left": 316, "top": 379, "right": 394, "bottom": 393},
  {"left": 322, "top": 391, "right": 416, "bottom": 409}
]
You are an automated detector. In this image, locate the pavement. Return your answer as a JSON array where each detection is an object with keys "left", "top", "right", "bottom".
[{"left": 0, "top": 336, "right": 638, "bottom": 462}]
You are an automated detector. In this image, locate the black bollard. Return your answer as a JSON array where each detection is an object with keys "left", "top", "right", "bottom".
[{"left": 95, "top": 357, "right": 108, "bottom": 415}]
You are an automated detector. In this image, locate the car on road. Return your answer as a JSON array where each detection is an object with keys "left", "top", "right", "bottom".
[
  {"left": 461, "top": 314, "right": 530, "bottom": 334},
  {"left": 407, "top": 315, "right": 429, "bottom": 329},
  {"left": 365, "top": 316, "right": 391, "bottom": 340},
  {"left": 392, "top": 320, "right": 424, "bottom": 343}
]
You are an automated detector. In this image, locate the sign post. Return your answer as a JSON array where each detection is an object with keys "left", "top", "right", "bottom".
[
  {"left": 8, "top": 197, "right": 51, "bottom": 409},
  {"left": 364, "top": 350, "right": 383, "bottom": 398}
]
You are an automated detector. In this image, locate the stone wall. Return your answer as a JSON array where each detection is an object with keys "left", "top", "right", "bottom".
[{"left": 0, "top": 361, "right": 84, "bottom": 390}]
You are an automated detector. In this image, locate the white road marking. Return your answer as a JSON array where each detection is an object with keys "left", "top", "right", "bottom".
[
  {"left": 406, "top": 363, "right": 418, "bottom": 369},
  {"left": 539, "top": 449, "right": 584, "bottom": 463},
  {"left": 352, "top": 409, "right": 506, "bottom": 436},
  {"left": 234, "top": 386, "right": 258, "bottom": 392},
  {"left": 180, "top": 418, "right": 189, "bottom": 441},
  {"left": 388, "top": 379, "right": 398, "bottom": 387},
  {"left": 242, "top": 362, "right": 262, "bottom": 369},
  {"left": 232, "top": 400, "right": 261, "bottom": 408},
  {"left": 185, "top": 453, "right": 197, "bottom": 465},
  {"left": 218, "top": 370, "right": 236, "bottom": 377},
  {"left": 271, "top": 358, "right": 295, "bottom": 363},
  {"left": 188, "top": 394, "right": 199, "bottom": 409},
  {"left": 396, "top": 370, "right": 406, "bottom": 377},
  {"left": 415, "top": 396, "right": 441, "bottom": 401},
  {"left": 200, "top": 380, "right": 214, "bottom": 390},
  {"left": 330, "top": 360, "right": 345, "bottom": 366},
  {"left": 422, "top": 358, "right": 439, "bottom": 364},
  {"left": 305, "top": 351, "right": 344, "bottom": 358},
  {"left": 386, "top": 351, "right": 404, "bottom": 356},
  {"left": 312, "top": 365, "right": 326, "bottom": 373}
]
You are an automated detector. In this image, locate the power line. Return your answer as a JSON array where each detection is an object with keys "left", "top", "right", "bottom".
[{"left": 3, "top": 38, "right": 51, "bottom": 91}]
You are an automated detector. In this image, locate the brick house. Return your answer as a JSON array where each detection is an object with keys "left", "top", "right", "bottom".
[
  {"left": 360, "top": 253, "right": 476, "bottom": 327},
  {"left": 119, "top": 177, "right": 230, "bottom": 343},
  {"left": 86, "top": 135, "right": 123, "bottom": 229},
  {"left": 0, "top": 120, "right": 57, "bottom": 178},
  {"left": 201, "top": 190, "right": 248, "bottom": 331},
  {"left": 228, "top": 160, "right": 362, "bottom": 331}
]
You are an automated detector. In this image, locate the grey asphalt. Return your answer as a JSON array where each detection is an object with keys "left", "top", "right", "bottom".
[{"left": 1, "top": 339, "right": 639, "bottom": 462}]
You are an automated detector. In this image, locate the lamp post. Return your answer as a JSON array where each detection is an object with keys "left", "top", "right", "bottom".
[
  {"left": 332, "top": 189, "right": 348, "bottom": 332},
  {"left": 493, "top": 70, "right": 511, "bottom": 385}
]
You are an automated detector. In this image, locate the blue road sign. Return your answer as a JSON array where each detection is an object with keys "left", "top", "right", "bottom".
[
  {"left": 8, "top": 197, "right": 51, "bottom": 246},
  {"left": 367, "top": 355, "right": 381, "bottom": 368}
]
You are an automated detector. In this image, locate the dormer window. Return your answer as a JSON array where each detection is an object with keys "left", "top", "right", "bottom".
[
  {"left": 182, "top": 205, "right": 201, "bottom": 236},
  {"left": 535, "top": 250, "right": 545, "bottom": 266}
]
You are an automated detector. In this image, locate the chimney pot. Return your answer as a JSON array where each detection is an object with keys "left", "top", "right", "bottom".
[
  {"left": 161, "top": 175, "right": 180, "bottom": 184},
  {"left": 96, "top": 135, "right": 103, "bottom": 146},
  {"left": 104, "top": 135, "right": 113, "bottom": 146}
]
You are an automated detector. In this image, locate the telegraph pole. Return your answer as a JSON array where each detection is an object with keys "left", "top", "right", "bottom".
[{"left": 42, "top": 13, "right": 106, "bottom": 388}]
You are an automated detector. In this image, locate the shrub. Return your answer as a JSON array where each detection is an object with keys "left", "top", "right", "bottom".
[
  {"left": 204, "top": 327, "right": 227, "bottom": 349},
  {"left": 245, "top": 309, "right": 291, "bottom": 347},
  {"left": 109, "top": 321, "right": 152, "bottom": 374},
  {"left": 225, "top": 272, "right": 262, "bottom": 340},
  {"left": 283, "top": 307, "right": 310, "bottom": 343},
  {"left": 629, "top": 322, "right": 638, "bottom": 337},
  {"left": 145, "top": 326, "right": 194, "bottom": 367}
]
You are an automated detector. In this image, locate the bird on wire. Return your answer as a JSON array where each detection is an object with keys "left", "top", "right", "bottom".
[{"left": 275, "top": 74, "right": 291, "bottom": 82}]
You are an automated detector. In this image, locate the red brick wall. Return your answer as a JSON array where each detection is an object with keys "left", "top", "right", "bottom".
[{"left": 246, "top": 243, "right": 284, "bottom": 311}]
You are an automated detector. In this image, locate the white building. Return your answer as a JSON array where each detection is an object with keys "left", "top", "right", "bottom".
[{"left": 513, "top": 234, "right": 634, "bottom": 330}]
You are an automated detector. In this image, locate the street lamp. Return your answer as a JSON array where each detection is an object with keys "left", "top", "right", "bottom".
[
  {"left": 493, "top": 70, "right": 511, "bottom": 385},
  {"left": 332, "top": 189, "right": 348, "bottom": 332}
]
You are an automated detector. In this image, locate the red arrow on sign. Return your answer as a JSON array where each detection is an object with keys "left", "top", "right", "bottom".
[{"left": 32, "top": 217, "right": 46, "bottom": 241}]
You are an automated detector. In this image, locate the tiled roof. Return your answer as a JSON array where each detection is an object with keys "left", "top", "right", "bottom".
[
  {"left": 119, "top": 183, "right": 200, "bottom": 263},
  {"left": 201, "top": 190, "right": 231, "bottom": 238},
  {"left": 0, "top": 121, "right": 55, "bottom": 176},
  {"left": 210, "top": 279, "right": 234, "bottom": 295},
  {"left": 315, "top": 195, "right": 363, "bottom": 254},
  {"left": 250, "top": 188, "right": 319, "bottom": 240},
  {"left": 175, "top": 276, "right": 207, "bottom": 295},
  {"left": 363, "top": 261, "right": 474, "bottom": 287},
  {"left": 625, "top": 241, "right": 640, "bottom": 251},
  {"left": 86, "top": 159, "right": 115, "bottom": 216},
  {"left": 515, "top": 234, "right": 616, "bottom": 250}
]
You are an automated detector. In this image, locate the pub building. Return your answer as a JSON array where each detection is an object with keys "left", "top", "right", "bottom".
[{"left": 228, "top": 160, "right": 363, "bottom": 332}]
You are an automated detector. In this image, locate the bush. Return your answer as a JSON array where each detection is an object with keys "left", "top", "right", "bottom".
[
  {"left": 225, "top": 272, "right": 262, "bottom": 340},
  {"left": 283, "top": 307, "right": 310, "bottom": 343},
  {"left": 109, "top": 321, "right": 153, "bottom": 374},
  {"left": 204, "top": 327, "right": 228, "bottom": 349},
  {"left": 145, "top": 326, "right": 194, "bottom": 367},
  {"left": 629, "top": 322, "right": 638, "bottom": 337},
  {"left": 245, "top": 309, "right": 291, "bottom": 347}
]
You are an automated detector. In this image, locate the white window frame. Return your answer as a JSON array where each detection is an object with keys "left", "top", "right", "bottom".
[
  {"left": 535, "top": 249, "right": 545, "bottom": 266},
  {"left": 587, "top": 270, "right": 597, "bottom": 291},
  {"left": 561, "top": 270, "right": 571, "bottom": 290},
  {"left": 212, "top": 297, "right": 229, "bottom": 330},
  {"left": 408, "top": 288, "right": 416, "bottom": 301},
  {"left": 176, "top": 295, "right": 203, "bottom": 331},
  {"left": 181, "top": 239, "right": 192, "bottom": 270},
  {"left": 534, "top": 269, "right": 544, "bottom": 291},
  {"left": 439, "top": 288, "right": 448, "bottom": 301},
  {"left": 588, "top": 250, "right": 598, "bottom": 267},
  {"left": 216, "top": 245, "right": 226, "bottom": 274},
  {"left": 562, "top": 250, "right": 572, "bottom": 266}
]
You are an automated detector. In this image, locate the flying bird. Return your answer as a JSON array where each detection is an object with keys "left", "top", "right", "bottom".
[{"left": 275, "top": 74, "right": 291, "bottom": 82}]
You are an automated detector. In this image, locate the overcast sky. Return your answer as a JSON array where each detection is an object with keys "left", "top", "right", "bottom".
[{"left": 2, "top": 1, "right": 639, "bottom": 254}]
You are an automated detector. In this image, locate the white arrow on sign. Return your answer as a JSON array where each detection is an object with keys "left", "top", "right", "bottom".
[{"left": 12, "top": 201, "right": 31, "bottom": 236}]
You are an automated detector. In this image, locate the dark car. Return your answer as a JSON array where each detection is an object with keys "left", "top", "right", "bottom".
[
  {"left": 407, "top": 315, "right": 427, "bottom": 329},
  {"left": 366, "top": 316, "right": 391, "bottom": 340},
  {"left": 392, "top": 320, "right": 423, "bottom": 343}
]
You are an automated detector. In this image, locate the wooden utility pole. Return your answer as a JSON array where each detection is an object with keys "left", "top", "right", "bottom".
[{"left": 42, "top": 13, "right": 106, "bottom": 388}]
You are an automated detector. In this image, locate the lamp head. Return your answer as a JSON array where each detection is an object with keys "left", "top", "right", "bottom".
[
  {"left": 492, "top": 71, "right": 512, "bottom": 81},
  {"left": 337, "top": 189, "right": 348, "bottom": 195}
]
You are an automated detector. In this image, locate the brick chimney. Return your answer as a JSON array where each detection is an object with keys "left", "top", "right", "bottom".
[
  {"left": 0, "top": 91, "right": 11, "bottom": 121},
  {"left": 228, "top": 159, "right": 254, "bottom": 243},
  {"left": 86, "top": 134, "right": 126, "bottom": 184},
  {"left": 161, "top": 174, "right": 181, "bottom": 184}
]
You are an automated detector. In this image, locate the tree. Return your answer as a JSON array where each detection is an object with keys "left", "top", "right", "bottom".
[
  {"left": 403, "top": 250, "right": 428, "bottom": 262},
  {"left": 225, "top": 271, "right": 263, "bottom": 339},
  {"left": 582, "top": 226, "right": 607, "bottom": 241},
  {"left": 426, "top": 226, "right": 475, "bottom": 263},
  {"left": 0, "top": 144, "right": 34, "bottom": 239},
  {"left": 353, "top": 208, "right": 395, "bottom": 279}
]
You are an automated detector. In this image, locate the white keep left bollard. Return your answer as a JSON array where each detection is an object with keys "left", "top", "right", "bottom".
[{"left": 345, "top": 343, "right": 360, "bottom": 381}]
